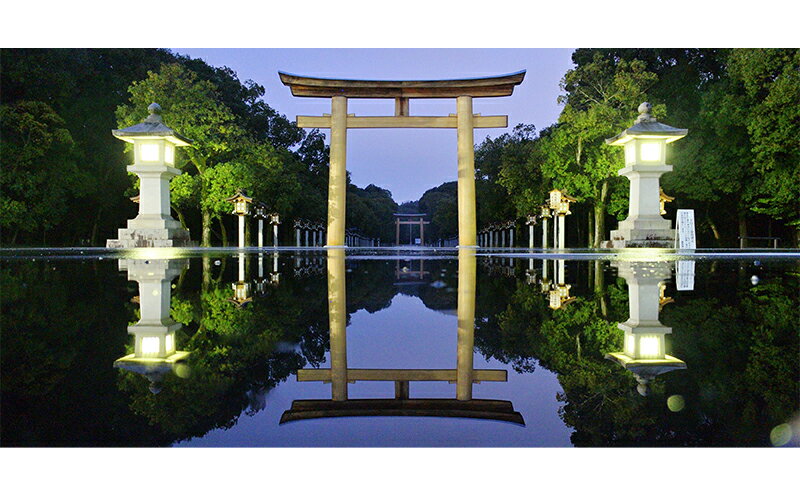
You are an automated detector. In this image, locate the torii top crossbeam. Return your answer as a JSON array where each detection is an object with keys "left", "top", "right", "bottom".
[{"left": 278, "top": 70, "right": 525, "bottom": 99}]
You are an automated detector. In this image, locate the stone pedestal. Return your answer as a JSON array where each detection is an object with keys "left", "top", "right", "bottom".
[
  {"left": 107, "top": 165, "right": 193, "bottom": 248},
  {"left": 606, "top": 165, "right": 675, "bottom": 248}
]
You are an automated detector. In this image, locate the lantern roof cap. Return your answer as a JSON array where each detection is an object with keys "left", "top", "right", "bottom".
[
  {"left": 113, "top": 103, "right": 192, "bottom": 146},
  {"left": 226, "top": 189, "right": 254, "bottom": 203},
  {"left": 606, "top": 102, "right": 687, "bottom": 145}
]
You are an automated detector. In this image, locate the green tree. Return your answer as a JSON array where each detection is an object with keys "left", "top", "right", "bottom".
[
  {"left": 729, "top": 49, "right": 800, "bottom": 246},
  {"left": 539, "top": 54, "right": 662, "bottom": 247},
  {"left": 116, "top": 63, "right": 245, "bottom": 247},
  {"left": 0, "top": 101, "right": 88, "bottom": 244}
]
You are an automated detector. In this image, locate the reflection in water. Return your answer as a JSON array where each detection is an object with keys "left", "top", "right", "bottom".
[
  {"left": 281, "top": 249, "right": 524, "bottom": 425},
  {"left": 2, "top": 252, "right": 797, "bottom": 447},
  {"left": 228, "top": 254, "right": 252, "bottom": 308},
  {"left": 605, "top": 261, "right": 686, "bottom": 396},
  {"left": 114, "top": 259, "right": 191, "bottom": 394}
]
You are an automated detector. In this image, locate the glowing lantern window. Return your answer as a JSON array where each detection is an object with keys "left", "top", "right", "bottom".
[
  {"left": 625, "top": 334, "right": 635, "bottom": 355},
  {"left": 164, "top": 144, "right": 175, "bottom": 164},
  {"left": 638, "top": 336, "right": 661, "bottom": 359},
  {"left": 625, "top": 142, "right": 635, "bottom": 164},
  {"left": 640, "top": 142, "right": 662, "bottom": 162},
  {"left": 141, "top": 336, "right": 160, "bottom": 355},
  {"left": 165, "top": 334, "right": 174, "bottom": 354},
  {"left": 140, "top": 143, "right": 160, "bottom": 162}
]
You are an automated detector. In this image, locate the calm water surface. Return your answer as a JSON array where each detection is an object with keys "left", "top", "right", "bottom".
[{"left": 1, "top": 249, "right": 798, "bottom": 447}]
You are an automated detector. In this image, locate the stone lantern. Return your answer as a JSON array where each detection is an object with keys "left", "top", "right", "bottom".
[
  {"left": 539, "top": 203, "right": 553, "bottom": 249},
  {"left": 226, "top": 189, "right": 253, "bottom": 249},
  {"left": 107, "top": 103, "right": 193, "bottom": 248},
  {"left": 269, "top": 213, "right": 281, "bottom": 248},
  {"left": 605, "top": 261, "right": 686, "bottom": 396},
  {"left": 253, "top": 202, "right": 268, "bottom": 248},
  {"left": 551, "top": 190, "right": 576, "bottom": 249},
  {"left": 605, "top": 103, "right": 687, "bottom": 248},
  {"left": 114, "top": 258, "right": 190, "bottom": 393}
]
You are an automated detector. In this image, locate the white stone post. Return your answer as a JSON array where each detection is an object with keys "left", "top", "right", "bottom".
[
  {"left": 542, "top": 218, "right": 549, "bottom": 249},
  {"left": 238, "top": 215, "right": 245, "bottom": 249}
]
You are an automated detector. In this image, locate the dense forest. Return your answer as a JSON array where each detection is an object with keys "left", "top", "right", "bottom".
[{"left": 2, "top": 48, "right": 798, "bottom": 247}]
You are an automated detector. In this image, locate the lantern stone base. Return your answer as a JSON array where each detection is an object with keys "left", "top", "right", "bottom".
[
  {"left": 107, "top": 225, "right": 194, "bottom": 248},
  {"left": 605, "top": 217, "right": 675, "bottom": 248}
]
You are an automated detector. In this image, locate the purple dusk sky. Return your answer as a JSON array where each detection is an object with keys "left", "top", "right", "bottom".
[{"left": 173, "top": 48, "right": 576, "bottom": 203}]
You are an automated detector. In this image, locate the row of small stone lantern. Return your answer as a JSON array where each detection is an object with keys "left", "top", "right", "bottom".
[
  {"left": 345, "top": 229, "right": 376, "bottom": 247},
  {"left": 533, "top": 189, "right": 576, "bottom": 249},
  {"left": 478, "top": 220, "right": 516, "bottom": 248},
  {"left": 225, "top": 189, "right": 281, "bottom": 248},
  {"left": 294, "top": 219, "right": 325, "bottom": 247}
]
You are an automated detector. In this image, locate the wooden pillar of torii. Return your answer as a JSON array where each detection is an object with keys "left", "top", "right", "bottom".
[{"left": 279, "top": 71, "right": 525, "bottom": 248}]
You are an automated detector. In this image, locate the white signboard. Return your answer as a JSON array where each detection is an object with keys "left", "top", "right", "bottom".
[
  {"left": 675, "top": 209, "right": 696, "bottom": 250},
  {"left": 676, "top": 260, "right": 695, "bottom": 291}
]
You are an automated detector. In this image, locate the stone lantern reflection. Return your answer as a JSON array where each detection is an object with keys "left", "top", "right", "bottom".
[
  {"left": 606, "top": 261, "right": 686, "bottom": 396},
  {"left": 229, "top": 253, "right": 252, "bottom": 308},
  {"left": 114, "top": 258, "right": 190, "bottom": 393},
  {"left": 605, "top": 103, "right": 687, "bottom": 248},
  {"left": 108, "top": 103, "right": 193, "bottom": 248}
]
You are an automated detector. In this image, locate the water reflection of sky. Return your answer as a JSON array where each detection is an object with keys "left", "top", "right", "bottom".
[
  {"left": 177, "top": 293, "right": 571, "bottom": 447},
  {"left": 2, "top": 252, "right": 799, "bottom": 448}
]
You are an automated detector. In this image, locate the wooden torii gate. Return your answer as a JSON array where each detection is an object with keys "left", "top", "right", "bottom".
[
  {"left": 279, "top": 71, "right": 526, "bottom": 247},
  {"left": 394, "top": 213, "right": 429, "bottom": 246}
]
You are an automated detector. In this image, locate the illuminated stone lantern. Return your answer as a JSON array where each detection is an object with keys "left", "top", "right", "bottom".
[
  {"left": 107, "top": 103, "right": 193, "bottom": 248},
  {"left": 539, "top": 203, "right": 553, "bottom": 248},
  {"left": 226, "top": 189, "right": 253, "bottom": 249},
  {"left": 659, "top": 188, "right": 674, "bottom": 216},
  {"left": 526, "top": 215, "right": 538, "bottom": 249},
  {"left": 606, "top": 261, "right": 686, "bottom": 396},
  {"left": 253, "top": 202, "right": 268, "bottom": 248},
  {"left": 269, "top": 213, "right": 281, "bottom": 248},
  {"left": 605, "top": 102, "right": 687, "bottom": 248},
  {"left": 551, "top": 190, "right": 576, "bottom": 249},
  {"left": 114, "top": 258, "right": 190, "bottom": 393}
]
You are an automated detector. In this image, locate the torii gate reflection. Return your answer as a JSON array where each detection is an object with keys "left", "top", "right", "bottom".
[
  {"left": 279, "top": 71, "right": 525, "bottom": 248},
  {"left": 281, "top": 249, "right": 524, "bottom": 425}
]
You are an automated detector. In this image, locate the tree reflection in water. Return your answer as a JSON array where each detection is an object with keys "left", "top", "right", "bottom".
[{"left": 1, "top": 254, "right": 797, "bottom": 446}]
